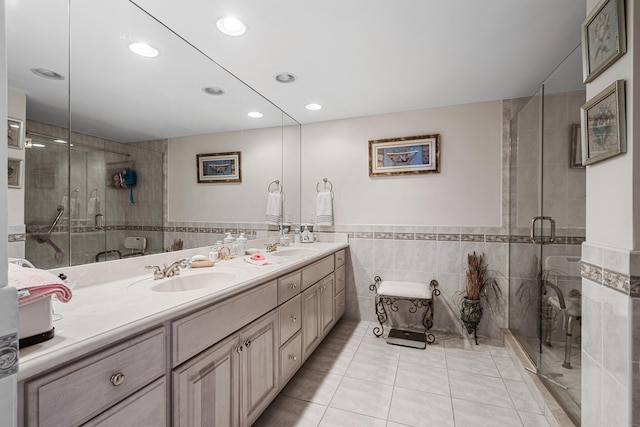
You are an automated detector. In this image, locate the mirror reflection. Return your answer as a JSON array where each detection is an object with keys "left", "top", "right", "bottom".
[{"left": 8, "top": 0, "right": 301, "bottom": 269}]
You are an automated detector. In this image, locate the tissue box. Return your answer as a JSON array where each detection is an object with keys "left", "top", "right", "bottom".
[{"left": 18, "top": 296, "right": 54, "bottom": 348}]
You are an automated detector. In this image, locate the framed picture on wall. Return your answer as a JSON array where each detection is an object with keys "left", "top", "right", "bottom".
[
  {"left": 581, "top": 0, "right": 626, "bottom": 83},
  {"left": 368, "top": 134, "right": 440, "bottom": 177},
  {"left": 570, "top": 124, "right": 584, "bottom": 169},
  {"left": 196, "top": 151, "right": 242, "bottom": 183},
  {"left": 8, "top": 158, "right": 23, "bottom": 188},
  {"left": 7, "top": 118, "right": 23, "bottom": 149},
  {"left": 580, "top": 79, "right": 626, "bottom": 166}
]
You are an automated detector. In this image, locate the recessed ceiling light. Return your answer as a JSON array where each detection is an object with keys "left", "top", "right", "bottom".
[
  {"left": 53, "top": 139, "right": 67, "bottom": 144},
  {"left": 247, "top": 111, "right": 264, "bottom": 118},
  {"left": 305, "top": 103, "right": 322, "bottom": 111},
  {"left": 128, "top": 42, "right": 159, "bottom": 58},
  {"left": 217, "top": 17, "right": 246, "bottom": 36},
  {"left": 32, "top": 143, "right": 46, "bottom": 148},
  {"left": 275, "top": 73, "right": 297, "bottom": 83},
  {"left": 203, "top": 86, "right": 225, "bottom": 96},
  {"left": 31, "top": 68, "right": 65, "bottom": 80}
]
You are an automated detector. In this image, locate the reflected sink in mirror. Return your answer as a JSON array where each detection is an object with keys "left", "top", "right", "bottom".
[
  {"left": 270, "top": 248, "right": 318, "bottom": 257},
  {"left": 128, "top": 271, "right": 237, "bottom": 293}
]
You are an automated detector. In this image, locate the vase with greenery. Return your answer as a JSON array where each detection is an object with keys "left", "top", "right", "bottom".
[{"left": 460, "top": 251, "right": 502, "bottom": 344}]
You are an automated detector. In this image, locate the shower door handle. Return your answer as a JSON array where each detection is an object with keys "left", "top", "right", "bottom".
[{"left": 530, "top": 216, "right": 556, "bottom": 244}]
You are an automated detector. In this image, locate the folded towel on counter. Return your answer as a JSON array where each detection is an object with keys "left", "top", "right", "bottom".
[
  {"left": 265, "top": 191, "right": 282, "bottom": 225},
  {"left": 87, "top": 195, "right": 100, "bottom": 218},
  {"left": 315, "top": 190, "right": 334, "bottom": 226},
  {"left": 8, "top": 263, "right": 72, "bottom": 306},
  {"left": 243, "top": 255, "right": 279, "bottom": 266}
]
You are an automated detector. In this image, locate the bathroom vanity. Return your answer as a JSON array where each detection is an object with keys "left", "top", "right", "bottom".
[{"left": 16, "top": 242, "right": 347, "bottom": 427}]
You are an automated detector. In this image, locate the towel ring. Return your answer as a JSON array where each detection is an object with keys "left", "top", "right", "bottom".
[
  {"left": 268, "top": 179, "right": 281, "bottom": 193},
  {"left": 316, "top": 178, "right": 333, "bottom": 193}
]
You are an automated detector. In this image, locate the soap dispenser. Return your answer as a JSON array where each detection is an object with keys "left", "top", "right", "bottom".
[{"left": 236, "top": 232, "right": 247, "bottom": 256}]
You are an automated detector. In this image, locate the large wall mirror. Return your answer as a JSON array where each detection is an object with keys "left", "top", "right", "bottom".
[{"left": 7, "top": 0, "right": 301, "bottom": 269}]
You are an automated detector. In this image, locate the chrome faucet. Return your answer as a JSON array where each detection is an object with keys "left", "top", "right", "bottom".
[
  {"left": 162, "top": 259, "right": 187, "bottom": 278},
  {"left": 265, "top": 242, "right": 280, "bottom": 253},
  {"left": 146, "top": 258, "right": 187, "bottom": 280},
  {"left": 145, "top": 265, "right": 164, "bottom": 280}
]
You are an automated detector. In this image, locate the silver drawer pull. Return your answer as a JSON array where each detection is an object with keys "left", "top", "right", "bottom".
[
  {"left": 289, "top": 283, "right": 297, "bottom": 289},
  {"left": 338, "top": 277, "right": 344, "bottom": 282},
  {"left": 110, "top": 373, "right": 125, "bottom": 387},
  {"left": 337, "top": 257, "right": 344, "bottom": 262},
  {"left": 288, "top": 354, "right": 298, "bottom": 361},
  {"left": 290, "top": 315, "right": 298, "bottom": 323},
  {"left": 244, "top": 339, "right": 251, "bottom": 347},
  {"left": 236, "top": 345, "right": 243, "bottom": 353}
]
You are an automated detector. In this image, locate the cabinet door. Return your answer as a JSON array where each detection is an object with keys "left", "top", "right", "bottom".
[
  {"left": 240, "top": 310, "right": 279, "bottom": 427},
  {"left": 320, "top": 274, "right": 335, "bottom": 336},
  {"left": 173, "top": 334, "right": 241, "bottom": 427},
  {"left": 302, "top": 282, "right": 321, "bottom": 360}
]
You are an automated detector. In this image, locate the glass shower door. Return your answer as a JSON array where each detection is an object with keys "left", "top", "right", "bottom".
[{"left": 509, "top": 46, "right": 585, "bottom": 425}]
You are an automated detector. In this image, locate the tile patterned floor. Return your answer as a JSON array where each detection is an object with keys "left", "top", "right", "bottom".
[{"left": 254, "top": 320, "right": 553, "bottom": 427}]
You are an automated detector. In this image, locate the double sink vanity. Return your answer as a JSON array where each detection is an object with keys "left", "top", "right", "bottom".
[{"left": 16, "top": 240, "right": 348, "bottom": 426}]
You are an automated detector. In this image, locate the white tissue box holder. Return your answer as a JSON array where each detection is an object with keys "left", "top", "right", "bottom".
[{"left": 18, "top": 296, "right": 55, "bottom": 348}]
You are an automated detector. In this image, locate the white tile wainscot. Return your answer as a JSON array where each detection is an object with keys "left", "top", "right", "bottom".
[{"left": 15, "top": 239, "right": 348, "bottom": 427}]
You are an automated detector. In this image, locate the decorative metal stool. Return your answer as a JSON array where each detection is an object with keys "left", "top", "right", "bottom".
[{"left": 369, "top": 276, "right": 440, "bottom": 348}]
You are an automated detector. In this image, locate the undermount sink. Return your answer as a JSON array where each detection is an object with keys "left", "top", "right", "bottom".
[
  {"left": 269, "top": 248, "right": 317, "bottom": 257},
  {"left": 128, "top": 271, "right": 238, "bottom": 293}
]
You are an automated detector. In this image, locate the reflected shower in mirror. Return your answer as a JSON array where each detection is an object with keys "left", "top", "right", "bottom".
[{"left": 7, "top": 0, "right": 301, "bottom": 269}]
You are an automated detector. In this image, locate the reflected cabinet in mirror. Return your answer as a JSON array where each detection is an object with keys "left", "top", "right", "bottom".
[{"left": 7, "top": 0, "right": 301, "bottom": 269}]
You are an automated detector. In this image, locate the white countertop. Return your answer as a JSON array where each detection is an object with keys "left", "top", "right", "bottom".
[{"left": 18, "top": 239, "right": 348, "bottom": 381}]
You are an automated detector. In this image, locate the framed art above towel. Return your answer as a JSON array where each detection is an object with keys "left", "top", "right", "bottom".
[
  {"left": 196, "top": 151, "right": 241, "bottom": 183},
  {"left": 369, "top": 134, "right": 440, "bottom": 177}
]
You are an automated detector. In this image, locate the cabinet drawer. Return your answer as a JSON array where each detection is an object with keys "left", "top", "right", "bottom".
[
  {"left": 173, "top": 280, "right": 277, "bottom": 367},
  {"left": 84, "top": 378, "right": 166, "bottom": 427},
  {"left": 279, "top": 332, "right": 302, "bottom": 386},
  {"left": 279, "top": 294, "right": 301, "bottom": 346},
  {"left": 336, "top": 289, "right": 346, "bottom": 320},
  {"left": 301, "top": 255, "right": 334, "bottom": 290},
  {"left": 335, "top": 265, "right": 345, "bottom": 295},
  {"left": 278, "top": 270, "right": 301, "bottom": 304},
  {"left": 25, "top": 327, "right": 165, "bottom": 427},
  {"left": 334, "top": 249, "right": 346, "bottom": 268}
]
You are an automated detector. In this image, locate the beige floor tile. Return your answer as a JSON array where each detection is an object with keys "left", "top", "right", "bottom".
[
  {"left": 303, "top": 347, "right": 355, "bottom": 376},
  {"left": 395, "top": 361, "right": 450, "bottom": 396},
  {"left": 253, "top": 395, "right": 326, "bottom": 427},
  {"left": 445, "top": 348, "right": 500, "bottom": 377},
  {"left": 399, "top": 344, "right": 447, "bottom": 369},
  {"left": 344, "top": 353, "right": 398, "bottom": 385},
  {"left": 282, "top": 367, "right": 343, "bottom": 405},
  {"left": 318, "top": 407, "right": 386, "bottom": 427},
  {"left": 357, "top": 337, "right": 402, "bottom": 361},
  {"left": 388, "top": 386, "right": 454, "bottom": 427},
  {"left": 504, "top": 379, "right": 543, "bottom": 414},
  {"left": 329, "top": 376, "right": 393, "bottom": 419},
  {"left": 451, "top": 398, "right": 523, "bottom": 427},
  {"left": 448, "top": 370, "right": 513, "bottom": 409},
  {"left": 494, "top": 355, "right": 524, "bottom": 380},
  {"left": 519, "top": 411, "right": 552, "bottom": 427}
]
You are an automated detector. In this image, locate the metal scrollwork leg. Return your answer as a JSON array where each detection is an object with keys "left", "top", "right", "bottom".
[{"left": 370, "top": 276, "right": 385, "bottom": 337}]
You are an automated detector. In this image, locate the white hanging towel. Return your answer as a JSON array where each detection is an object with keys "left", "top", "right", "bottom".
[
  {"left": 87, "top": 195, "right": 100, "bottom": 218},
  {"left": 265, "top": 192, "right": 282, "bottom": 225},
  {"left": 316, "top": 190, "right": 333, "bottom": 226}
]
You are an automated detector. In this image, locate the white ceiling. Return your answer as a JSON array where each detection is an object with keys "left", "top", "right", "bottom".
[{"left": 7, "top": 0, "right": 586, "bottom": 142}]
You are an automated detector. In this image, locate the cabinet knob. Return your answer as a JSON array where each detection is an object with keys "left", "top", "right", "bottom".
[
  {"left": 236, "top": 345, "right": 244, "bottom": 353},
  {"left": 288, "top": 354, "right": 298, "bottom": 361},
  {"left": 244, "top": 339, "right": 252, "bottom": 347},
  {"left": 290, "top": 314, "right": 298, "bottom": 323},
  {"left": 110, "top": 373, "right": 125, "bottom": 387}
]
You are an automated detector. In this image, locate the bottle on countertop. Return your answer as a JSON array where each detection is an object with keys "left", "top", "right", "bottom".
[{"left": 236, "top": 232, "right": 247, "bottom": 256}]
